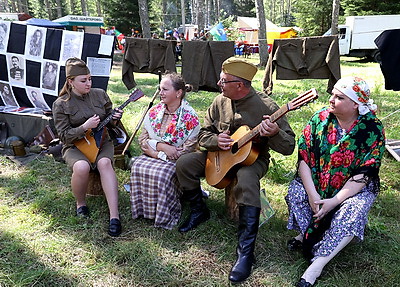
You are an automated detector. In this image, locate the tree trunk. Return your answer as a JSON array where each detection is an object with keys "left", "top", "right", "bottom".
[
  {"left": 181, "top": 0, "right": 185, "bottom": 35},
  {"left": 80, "top": 0, "right": 87, "bottom": 16},
  {"left": 196, "top": 0, "right": 205, "bottom": 32},
  {"left": 16, "top": 0, "right": 23, "bottom": 12},
  {"left": 209, "top": 0, "right": 215, "bottom": 24},
  {"left": 44, "top": 0, "right": 52, "bottom": 19},
  {"left": 21, "top": 0, "right": 28, "bottom": 13},
  {"left": 286, "top": 0, "right": 292, "bottom": 26},
  {"left": 138, "top": 0, "right": 151, "bottom": 38},
  {"left": 70, "top": 0, "right": 75, "bottom": 14},
  {"left": 205, "top": 0, "right": 209, "bottom": 27},
  {"left": 55, "top": 0, "right": 62, "bottom": 18},
  {"left": 331, "top": 0, "right": 340, "bottom": 35},
  {"left": 3, "top": 0, "right": 9, "bottom": 12},
  {"left": 191, "top": 0, "right": 196, "bottom": 24},
  {"left": 162, "top": 0, "right": 167, "bottom": 32},
  {"left": 216, "top": 0, "right": 220, "bottom": 22},
  {"left": 256, "top": 0, "right": 268, "bottom": 67},
  {"left": 11, "top": 0, "right": 17, "bottom": 12},
  {"left": 96, "top": 0, "right": 102, "bottom": 16},
  {"left": 267, "top": 0, "right": 273, "bottom": 24}
]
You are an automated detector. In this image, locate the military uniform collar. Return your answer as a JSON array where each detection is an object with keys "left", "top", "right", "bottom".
[{"left": 232, "top": 87, "right": 255, "bottom": 103}]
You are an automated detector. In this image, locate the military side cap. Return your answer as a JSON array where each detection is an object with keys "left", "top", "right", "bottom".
[
  {"left": 65, "top": 57, "right": 90, "bottom": 77},
  {"left": 222, "top": 57, "right": 258, "bottom": 81}
]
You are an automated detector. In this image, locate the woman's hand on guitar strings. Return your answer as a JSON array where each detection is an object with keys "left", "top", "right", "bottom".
[
  {"left": 82, "top": 114, "right": 100, "bottom": 130},
  {"left": 217, "top": 130, "right": 233, "bottom": 150},
  {"left": 260, "top": 115, "right": 279, "bottom": 137}
]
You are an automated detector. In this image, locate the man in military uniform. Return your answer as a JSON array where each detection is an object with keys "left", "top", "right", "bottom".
[
  {"left": 10, "top": 56, "right": 24, "bottom": 80},
  {"left": 176, "top": 57, "right": 296, "bottom": 283}
]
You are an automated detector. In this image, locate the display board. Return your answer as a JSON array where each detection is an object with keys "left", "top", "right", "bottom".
[{"left": 0, "top": 21, "right": 114, "bottom": 114}]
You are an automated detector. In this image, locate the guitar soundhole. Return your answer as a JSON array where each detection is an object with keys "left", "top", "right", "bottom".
[{"left": 231, "top": 142, "right": 239, "bottom": 154}]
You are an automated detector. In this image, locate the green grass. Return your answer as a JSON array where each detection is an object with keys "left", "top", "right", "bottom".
[{"left": 0, "top": 55, "right": 399, "bottom": 286}]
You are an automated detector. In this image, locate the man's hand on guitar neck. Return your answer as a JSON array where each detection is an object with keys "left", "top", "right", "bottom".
[
  {"left": 218, "top": 130, "right": 233, "bottom": 150},
  {"left": 259, "top": 115, "right": 279, "bottom": 137},
  {"left": 82, "top": 114, "right": 100, "bottom": 131}
]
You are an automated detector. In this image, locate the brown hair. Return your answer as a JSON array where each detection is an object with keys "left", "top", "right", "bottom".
[{"left": 162, "top": 72, "right": 192, "bottom": 99}]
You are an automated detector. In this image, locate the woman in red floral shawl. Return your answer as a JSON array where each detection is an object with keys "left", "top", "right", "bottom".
[
  {"left": 285, "top": 77, "right": 385, "bottom": 287},
  {"left": 129, "top": 73, "right": 200, "bottom": 230}
]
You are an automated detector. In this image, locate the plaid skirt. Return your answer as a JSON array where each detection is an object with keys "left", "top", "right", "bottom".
[{"left": 130, "top": 155, "right": 182, "bottom": 230}]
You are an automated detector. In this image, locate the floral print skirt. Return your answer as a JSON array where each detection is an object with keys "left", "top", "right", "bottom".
[{"left": 285, "top": 177, "right": 377, "bottom": 261}]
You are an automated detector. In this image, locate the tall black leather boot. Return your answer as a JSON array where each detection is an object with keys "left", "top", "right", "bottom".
[
  {"left": 229, "top": 205, "right": 261, "bottom": 283},
  {"left": 178, "top": 188, "right": 210, "bottom": 233}
]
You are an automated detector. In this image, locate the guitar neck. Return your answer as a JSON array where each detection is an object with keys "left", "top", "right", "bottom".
[
  {"left": 95, "top": 99, "right": 130, "bottom": 132},
  {"left": 236, "top": 104, "right": 289, "bottom": 149}
]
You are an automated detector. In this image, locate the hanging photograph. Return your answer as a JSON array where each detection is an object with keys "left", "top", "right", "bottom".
[
  {"left": 41, "top": 60, "right": 59, "bottom": 95},
  {"left": 25, "top": 25, "right": 47, "bottom": 59},
  {"left": 7, "top": 54, "right": 25, "bottom": 85},
  {"left": 0, "top": 81, "right": 18, "bottom": 107},
  {"left": 0, "top": 21, "right": 10, "bottom": 53},
  {"left": 87, "top": 57, "right": 112, "bottom": 77},
  {"left": 60, "top": 30, "right": 84, "bottom": 64},
  {"left": 26, "top": 87, "right": 50, "bottom": 111}
]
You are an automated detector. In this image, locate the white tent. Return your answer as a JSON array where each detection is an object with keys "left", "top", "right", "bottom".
[
  {"left": 53, "top": 15, "right": 104, "bottom": 34},
  {"left": 237, "top": 16, "right": 297, "bottom": 44}
]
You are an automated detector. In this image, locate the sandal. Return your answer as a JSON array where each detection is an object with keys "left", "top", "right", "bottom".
[
  {"left": 296, "top": 278, "right": 313, "bottom": 287},
  {"left": 108, "top": 218, "right": 122, "bottom": 237},
  {"left": 76, "top": 206, "right": 89, "bottom": 218},
  {"left": 287, "top": 238, "right": 303, "bottom": 251}
]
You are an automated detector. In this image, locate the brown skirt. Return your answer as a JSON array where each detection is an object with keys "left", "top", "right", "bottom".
[{"left": 63, "top": 139, "right": 114, "bottom": 169}]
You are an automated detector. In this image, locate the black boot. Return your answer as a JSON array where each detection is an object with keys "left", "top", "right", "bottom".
[
  {"left": 229, "top": 205, "right": 261, "bottom": 283},
  {"left": 178, "top": 188, "right": 210, "bottom": 233}
]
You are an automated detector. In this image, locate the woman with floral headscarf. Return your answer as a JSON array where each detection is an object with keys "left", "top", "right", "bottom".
[
  {"left": 285, "top": 77, "right": 385, "bottom": 287},
  {"left": 129, "top": 73, "right": 200, "bottom": 230}
]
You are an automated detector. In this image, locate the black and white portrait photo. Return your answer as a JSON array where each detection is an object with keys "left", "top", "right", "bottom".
[
  {"left": 41, "top": 60, "right": 58, "bottom": 93},
  {"left": 0, "top": 82, "right": 18, "bottom": 107},
  {"left": 25, "top": 25, "right": 46, "bottom": 58},
  {"left": 60, "top": 30, "right": 84, "bottom": 63},
  {"left": 0, "top": 21, "right": 10, "bottom": 53},
  {"left": 27, "top": 88, "right": 50, "bottom": 110},
  {"left": 7, "top": 54, "right": 25, "bottom": 84}
]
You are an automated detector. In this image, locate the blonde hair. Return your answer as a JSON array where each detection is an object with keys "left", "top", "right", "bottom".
[{"left": 58, "top": 76, "right": 76, "bottom": 101}]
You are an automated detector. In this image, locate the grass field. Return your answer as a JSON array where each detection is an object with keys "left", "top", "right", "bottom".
[{"left": 0, "top": 55, "right": 399, "bottom": 287}]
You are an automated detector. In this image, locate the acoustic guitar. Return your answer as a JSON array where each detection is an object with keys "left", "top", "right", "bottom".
[
  {"left": 205, "top": 88, "right": 318, "bottom": 189},
  {"left": 74, "top": 88, "right": 144, "bottom": 163}
]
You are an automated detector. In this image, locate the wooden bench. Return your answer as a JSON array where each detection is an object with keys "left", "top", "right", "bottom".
[
  {"left": 87, "top": 167, "right": 239, "bottom": 221},
  {"left": 224, "top": 179, "right": 239, "bottom": 221},
  {"left": 86, "top": 152, "right": 126, "bottom": 196},
  {"left": 87, "top": 170, "right": 103, "bottom": 196}
]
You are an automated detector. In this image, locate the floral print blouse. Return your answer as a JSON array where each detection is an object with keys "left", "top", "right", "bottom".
[{"left": 298, "top": 107, "right": 385, "bottom": 199}]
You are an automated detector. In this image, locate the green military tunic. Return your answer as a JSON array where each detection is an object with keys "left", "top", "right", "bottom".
[
  {"left": 52, "top": 88, "right": 115, "bottom": 168},
  {"left": 176, "top": 87, "right": 295, "bottom": 207}
]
